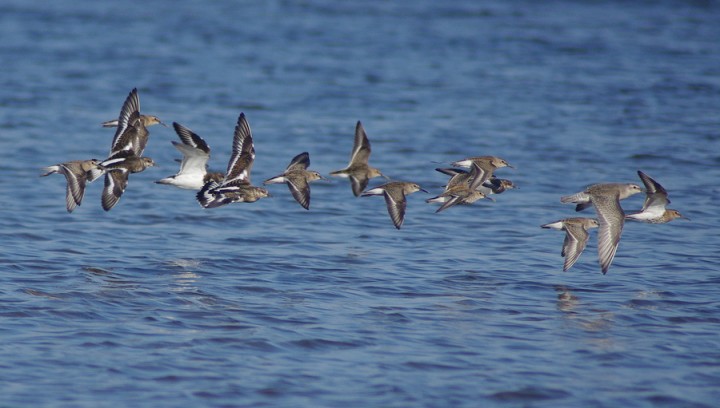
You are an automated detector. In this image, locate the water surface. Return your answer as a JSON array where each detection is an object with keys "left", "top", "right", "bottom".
[{"left": 1, "top": 1, "right": 719, "bottom": 407}]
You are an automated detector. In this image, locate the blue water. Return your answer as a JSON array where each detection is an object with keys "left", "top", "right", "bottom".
[{"left": 2, "top": 1, "right": 720, "bottom": 407}]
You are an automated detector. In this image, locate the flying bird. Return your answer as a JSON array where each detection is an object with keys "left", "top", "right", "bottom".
[
  {"left": 329, "top": 121, "right": 386, "bottom": 197},
  {"left": 196, "top": 113, "right": 269, "bottom": 208}
]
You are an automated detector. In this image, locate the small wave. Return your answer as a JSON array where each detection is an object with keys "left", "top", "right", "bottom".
[{"left": 490, "top": 386, "right": 571, "bottom": 401}]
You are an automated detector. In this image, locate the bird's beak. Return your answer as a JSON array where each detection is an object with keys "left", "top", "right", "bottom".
[
  {"left": 419, "top": 188, "right": 429, "bottom": 193},
  {"left": 159, "top": 121, "right": 169, "bottom": 128}
]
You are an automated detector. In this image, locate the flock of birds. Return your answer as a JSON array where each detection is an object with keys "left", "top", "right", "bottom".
[
  {"left": 42, "top": 89, "right": 687, "bottom": 274},
  {"left": 544, "top": 172, "right": 687, "bottom": 274}
]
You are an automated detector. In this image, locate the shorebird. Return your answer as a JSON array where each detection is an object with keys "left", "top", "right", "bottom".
[
  {"left": 449, "top": 156, "right": 513, "bottom": 187},
  {"left": 99, "top": 150, "right": 155, "bottom": 211},
  {"left": 264, "top": 152, "right": 326, "bottom": 210},
  {"left": 361, "top": 181, "right": 427, "bottom": 229},
  {"left": 561, "top": 182, "right": 643, "bottom": 274},
  {"left": 435, "top": 167, "right": 471, "bottom": 189},
  {"left": 434, "top": 167, "right": 517, "bottom": 196},
  {"left": 196, "top": 112, "right": 269, "bottom": 208},
  {"left": 626, "top": 171, "right": 688, "bottom": 224},
  {"left": 155, "top": 122, "right": 224, "bottom": 190},
  {"left": 86, "top": 89, "right": 162, "bottom": 211},
  {"left": 541, "top": 218, "right": 600, "bottom": 271},
  {"left": 478, "top": 177, "right": 517, "bottom": 196},
  {"left": 427, "top": 163, "right": 493, "bottom": 212},
  {"left": 41, "top": 159, "right": 103, "bottom": 213},
  {"left": 102, "top": 88, "right": 166, "bottom": 157},
  {"left": 329, "top": 121, "right": 386, "bottom": 197}
]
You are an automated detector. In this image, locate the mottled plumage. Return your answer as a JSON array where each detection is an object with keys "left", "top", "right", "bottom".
[
  {"left": 329, "top": 121, "right": 385, "bottom": 197},
  {"left": 99, "top": 150, "right": 155, "bottom": 211},
  {"left": 478, "top": 177, "right": 517, "bottom": 196},
  {"left": 264, "top": 152, "right": 325, "bottom": 210},
  {"left": 449, "top": 156, "right": 513, "bottom": 187},
  {"left": 427, "top": 163, "right": 492, "bottom": 212},
  {"left": 626, "top": 171, "right": 687, "bottom": 224},
  {"left": 197, "top": 181, "right": 269, "bottom": 208},
  {"left": 103, "top": 88, "right": 165, "bottom": 157},
  {"left": 41, "top": 159, "right": 103, "bottom": 213},
  {"left": 542, "top": 218, "right": 600, "bottom": 272},
  {"left": 196, "top": 113, "right": 269, "bottom": 208},
  {"left": 361, "top": 181, "right": 427, "bottom": 229},
  {"left": 435, "top": 167, "right": 517, "bottom": 196},
  {"left": 561, "top": 183, "right": 642, "bottom": 274}
]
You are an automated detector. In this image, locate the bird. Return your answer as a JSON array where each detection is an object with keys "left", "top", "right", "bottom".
[
  {"left": 449, "top": 156, "right": 513, "bottom": 187},
  {"left": 427, "top": 163, "right": 493, "bottom": 212},
  {"left": 541, "top": 217, "right": 600, "bottom": 271},
  {"left": 561, "top": 183, "right": 643, "bottom": 274},
  {"left": 99, "top": 150, "right": 155, "bottom": 211},
  {"left": 626, "top": 171, "right": 688, "bottom": 224},
  {"left": 88, "top": 88, "right": 163, "bottom": 211},
  {"left": 102, "top": 88, "right": 166, "bottom": 157},
  {"left": 41, "top": 159, "right": 103, "bottom": 213},
  {"left": 478, "top": 177, "right": 517, "bottom": 196},
  {"left": 196, "top": 112, "right": 269, "bottom": 208},
  {"left": 434, "top": 167, "right": 517, "bottom": 196},
  {"left": 361, "top": 181, "right": 427, "bottom": 229},
  {"left": 434, "top": 167, "right": 475, "bottom": 190},
  {"left": 155, "top": 122, "right": 224, "bottom": 190},
  {"left": 263, "top": 152, "right": 326, "bottom": 210},
  {"left": 329, "top": 121, "right": 386, "bottom": 197}
]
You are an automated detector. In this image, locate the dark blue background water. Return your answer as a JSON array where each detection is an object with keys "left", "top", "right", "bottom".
[{"left": 1, "top": 1, "right": 719, "bottom": 407}]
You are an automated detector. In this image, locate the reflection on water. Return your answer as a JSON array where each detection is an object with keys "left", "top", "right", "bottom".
[
  {"left": 23, "top": 288, "right": 62, "bottom": 300},
  {"left": 167, "top": 259, "right": 202, "bottom": 294},
  {"left": 555, "top": 285, "right": 615, "bottom": 336},
  {"left": 166, "top": 259, "right": 202, "bottom": 269},
  {"left": 555, "top": 285, "right": 579, "bottom": 315}
]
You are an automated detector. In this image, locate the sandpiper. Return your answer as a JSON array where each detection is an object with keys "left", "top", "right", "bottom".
[
  {"left": 155, "top": 122, "right": 224, "bottom": 190},
  {"left": 41, "top": 159, "right": 103, "bottom": 213},
  {"left": 479, "top": 177, "right": 517, "bottom": 196},
  {"left": 541, "top": 218, "right": 600, "bottom": 272},
  {"left": 103, "top": 88, "right": 166, "bottom": 157},
  {"left": 435, "top": 167, "right": 472, "bottom": 189},
  {"left": 427, "top": 163, "right": 493, "bottom": 212},
  {"left": 264, "top": 152, "right": 325, "bottom": 210},
  {"left": 196, "top": 112, "right": 269, "bottom": 208},
  {"left": 434, "top": 167, "right": 517, "bottom": 196},
  {"left": 361, "top": 181, "right": 427, "bottom": 229},
  {"left": 626, "top": 171, "right": 688, "bottom": 224},
  {"left": 329, "top": 121, "right": 386, "bottom": 197},
  {"left": 99, "top": 150, "right": 155, "bottom": 211},
  {"left": 449, "top": 156, "right": 513, "bottom": 187},
  {"left": 561, "top": 182, "right": 643, "bottom": 274}
]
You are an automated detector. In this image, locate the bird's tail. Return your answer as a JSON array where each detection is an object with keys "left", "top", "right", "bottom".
[
  {"left": 560, "top": 192, "right": 589, "bottom": 204},
  {"left": 541, "top": 221, "right": 564, "bottom": 230},
  {"left": 40, "top": 165, "right": 60, "bottom": 177}
]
